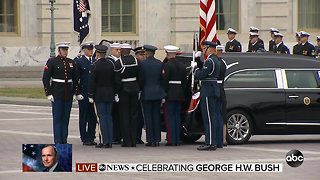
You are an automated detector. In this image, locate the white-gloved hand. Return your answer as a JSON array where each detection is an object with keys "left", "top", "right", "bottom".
[
  {"left": 161, "top": 98, "right": 166, "bottom": 104},
  {"left": 138, "top": 92, "right": 141, "bottom": 100},
  {"left": 191, "top": 61, "right": 197, "bottom": 68},
  {"left": 195, "top": 51, "right": 202, "bottom": 58},
  {"left": 89, "top": 98, "right": 94, "bottom": 103},
  {"left": 47, "top": 95, "right": 54, "bottom": 102},
  {"left": 114, "top": 94, "right": 119, "bottom": 102},
  {"left": 76, "top": 94, "right": 84, "bottom": 101}
]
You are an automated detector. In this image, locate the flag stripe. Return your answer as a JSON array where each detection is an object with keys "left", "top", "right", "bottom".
[{"left": 199, "top": 0, "right": 217, "bottom": 49}]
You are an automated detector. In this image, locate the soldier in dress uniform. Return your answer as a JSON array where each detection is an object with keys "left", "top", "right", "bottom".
[
  {"left": 315, "top": 36, "right": 320, "bottom": 59},
  {"left": 225, "top": 28, "right": 242, "bottom": 52},
  {"left": 248, "top": 26, "right": 264, "bottom": 50},
  {"left": 140, "top": 45, "right": 166, "bottom": 147},
  {"left": 115, "top": 43, "right": 144, "bottom": 147},
  {"left": 162, "top": 45, "right": 187, "bottom": 146},
  {"left": 300, "top": 31, "right": 316, "bottom": 57},
  {"left": 293, "top": 32, "right": 303, "bottom": 55},
  {"left": 273, "top": 33, "right": 290, "bottom": 54},
  {"left": 88, "top": 44, "right": 121, "bottom": 148},
  {"left": 268, "top": 28, "right": 279, "bottom": 52},
  {"left": 106, "top": 43, "right": 123, "bottom": 145},
  {"left": 42, "top": 42, "right": 80, "bottom": 144},
  {"left": 75, "top": 42, "right": 97, "bottom": 146},
  {"left": 247, "top": 32, "right": 265, "bottom": 52},
  {"left": 192, "top": 41, "right": 223, "bottom": 151},
  {"left": 133, "top": 46, "right": 146, "bottom": 145}
]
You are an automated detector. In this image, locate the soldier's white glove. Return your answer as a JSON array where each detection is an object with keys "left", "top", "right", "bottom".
[
  {"left": 161, "top": 98, "right": 166, "bottom": 104},
  {"left": 114, "top": 94, "right": 119, "bottom": 102},
  {"left": 195, "top": 51, "right": 202, "bottom": 58},
  {"left": 76, "top": 94, "right": 84, "bottom": 101},
  {"left": 191, "top": 61, "right": 197, "bottom": 68},
  {"left": 138, "top": 92, "right": 141, "bottom": 100},
  {"left": 89, "top": 98, "right": 94, "bottom": 103},
  {"left": 47, "top": 95, "right": 54, "bottom": 102}
]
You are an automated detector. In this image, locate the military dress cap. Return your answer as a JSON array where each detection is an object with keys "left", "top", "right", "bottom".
[
  {"left": 227, "top": 28, "right": 238, "bottom": 34},
  {"left": 143, "top": 45, "right": 158, "bottom": 52},
  {"left": 121, "top": 43, "right": 132, "bottom": 49},
  {"left": 95, "top": 44, "right": 108, "bottom": 53},
  {"left": 249, "top": 26, "right": 259, "bottom": 32},
  {"left": 249, "top": 32, "right": 259, "bottom": 37},
  {"left": 203, "top": 41, "right": 217, "bottom": 48},
  {"left": 56, "top": 42, "right": 70, "bottom": 48},
  {"left": 317, "top": 36, "right": 320, "bottom": 41},
  {"left": 110, "top": 42, "right": 121, "bottom": 48},
  {"left": 81, "top": 41, "right": 94, "bottom": 49},
  {"left": 274, "top": 32, "right": 284, "bottom": 37},
  {"left": 295, "top": 31, "right": 301, "bottom": 37},
  {"left": 164, "top": 45, "right": 179, "bottom": 53},
  {"left": 216, "top": 45, "right": 224, "bottom": 51},
  {"left": 270, "top": 27, "right": 279, "bottom": 33},
  {"left": 300, "top": 31, "right": 310, "bottom": 37},
  {"left": 133, "top": 46, "right": 145, "bottom": 54}
]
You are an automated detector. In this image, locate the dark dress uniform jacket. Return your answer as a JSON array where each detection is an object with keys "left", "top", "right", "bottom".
[
  {"left": 301, "top": 41, "right": 316, "bottom": 57},
  {"left": 42, "top": 55, "right": 79, "bottom": 101},
  {"left": 88, "top": 58, "right": 120, "bottom": 102},
  {"left": 273, "top": 42, "right": 290, "bottom": 54},
  {"left": 75, "top": 56, "right": 95, "bottom": 98},
  {"left": 247, "top": 42, "right": 264, "bottom": 52},
  {"left": 269, "top": 39, "right": 275, "bottom": 52},
  {"left": 225, "top": 39, "right": 242, "bottom": 52},
  {"left": 162, "top": 59, "right": 187, "bottom": 101},
  {"left": 140, "top": 56, "right": 166, "bottom": 100},
  {"left": 293, "top": 44, "right": 303, "bottom": 55},
  {"left": 248, "top": 38, "right": 264, "bottom": 51},
  {"left": 194, "top": 54, "right": 221, "bottom": 98}
]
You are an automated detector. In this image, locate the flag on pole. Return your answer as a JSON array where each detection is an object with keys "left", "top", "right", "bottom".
[
  {"left": 73, "top": 0, "right": 91, "bottom": 44},
  {"left": 200, "top": 0, "right": 217, "bottom": 50}
]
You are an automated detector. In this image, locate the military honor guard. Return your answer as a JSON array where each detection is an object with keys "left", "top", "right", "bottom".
[
  {"left": 42, "top": 42, "right": 80, "bottom": 144},
  {"left": 225, "top": 28, "right": 242, "bottom": 52},
  {"left": 140, "top": 45, "right": 166, "bottom": 147},
  {"left": 273, "top": 33, "right": 290, "bottom": 54},
  {"left": 299, "top": 31, "right": 316, "bottom": 57},
  {"left": 315, "top": 36, "right": 320, "bottom": 59},
  {"left": 115, "top": 43, "right": 144, "bottom": 147},
  {"left": 88, "top": 44, "right": 121, "bottom": 148},
  {"left": 247, "top": 32, "right": 265, "bottom": 52},
  {"left": 75, "top": 42, "right": 97, "bottom": 146},
  {"left": 193, "top": 41, "right": 223, "bottom": 151},
  {"left": 268, "top": 28, "right": 279, "bottom": 52},
  {"left": 248, "top": 26, "right": 264, "bottom": 50},
  {"left": 106, "top": 43, "right": 123, "bottom": 144},
  {"left": 293, "top": 32, "right": 303, "bottom": 55},
  {"left": 162, "top": 45, "right": 187, "bottom": 146}
]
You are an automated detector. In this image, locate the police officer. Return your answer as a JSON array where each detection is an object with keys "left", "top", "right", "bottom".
[
  {"left": 107, "top": 43, "right": 123, "bottom": 145},
  {"left": 315, "top": 36, "right": 320, "bottom": 59},
  {"left": 225, "top": 28, "right": 242, "bottom": 52},
  {"left": 300, "top": 31, "right": 316, "bottom": 57},
  {"left": 162, "top": 45, "right": 187, "bottom": 146},
  {"left": 88, "top": 44, "right": 121, "bottom": 148},
  {"left": 273, "top": 33, "right": 290, "bottom": 54},
  {"left": 42, "top": 42, "right": 80, "bottom": 144},
  {"left": 133, "top": 46, "right": 146, "bottom": 144},
  {"left": 115, "top": 43, "right": 144, "bottom": 147},
  {"left": 140, "top": 45, "right": 166, "bottom": 147},
  {"left": 75, "top": 42, "right": 97, "bottom": 146},
  {"left": 293, "top": 32, "right": 303, "bottom": 55},
  {"left": 247, "top": 32, "right": 265, "bottom": 52},
  {"left": 193, "top": 41, "right": 222, "bottom": 151},
  {"left": 248, "top": 26, "right": 264, "bottom": 50},
  {"left": 269, "top": 28, "right": 279, "bottom": 52}
]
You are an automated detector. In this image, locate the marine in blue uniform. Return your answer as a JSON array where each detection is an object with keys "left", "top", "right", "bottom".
[
  {"left": 42, "top": 42, "right": 80, "bottom": 144},
  {"left": 140, "top": 45, "right": 166, "bottom": 147},
  {"left": 194, "top": 41, "right": 223, "bottom": 151},
  {"left": 162, "top": 45, "right": 187, "bottom": 146},
  {"left": 75, "top": 42, "right": 97, "bottom": 146},
  {"left": 88, "top": 44, "right": 121, "bottom": 148}
]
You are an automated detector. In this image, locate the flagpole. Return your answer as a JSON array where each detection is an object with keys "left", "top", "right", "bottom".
[{"left": 49, "top": 0, "right": 56, "bottom": 58}]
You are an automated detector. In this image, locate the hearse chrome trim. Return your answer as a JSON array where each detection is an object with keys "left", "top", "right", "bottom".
[
  {"left": 275, "top": 69, "right": 284, "bottom": 88},
  {"left": 266, "top": 122, "right": 320, "bottom": 126}
]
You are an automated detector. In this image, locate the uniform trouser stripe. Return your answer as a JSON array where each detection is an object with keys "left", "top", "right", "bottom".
[{"left": 205, "top": 97, "right": 212, "bottom": 145}]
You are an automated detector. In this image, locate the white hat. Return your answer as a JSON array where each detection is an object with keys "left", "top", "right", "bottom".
[
  {"left": 216, "top": 45, "right": 224, "bottom": 51},
  {"left": 110, "top": 43, "right": 121, "bottom": 48},
  {"left": 300, "top": 31, "right": 310, "bottom": 37},
  {"left": 227, "top": 28, "right": 238, "bottom": 34},
  {"left": 250, "top": 26, "right": 259, "bottom": 32},
  {"left": 121, "top": 43, "right": 132, "bottom": 49},
  {"left": 249, "top": 32, "right": 259, "bottom": 36},
  {"left": 270, "top": 27, "right": 279, "bottom": 33},
  {"left": 164, "top": 45, "right": 179, "bottom": 53},
  {"left": 56, "top": 42, "right": 70, "bottom": 48},
  {"left": 274, "top": 32, "right": 284, "bottom": 37},
  {"left": 317, "top": 36, "right": 320, "bottom": 41}
]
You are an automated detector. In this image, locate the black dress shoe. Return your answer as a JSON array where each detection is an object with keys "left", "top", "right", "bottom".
[
  {"left": 136, "top": 140, "right": 145, "bottom": 144},
  {"left": 217, "top": 145, "right": 223, "bottom": 148},
  {"left": 145, "top": 143, "right": 153, "bottom": 147},
  {"left": 155, "top": 142, "right": 160, "bottom": 146},
  {"left": 153, "top": 142, "right": 160, "bottom": 147},
  {"left": 121, "top": 144, "right": 130, "bottom": 147},
  {"left": 113, "top": 140, "right": 122, "bottom": 144},
  {"left": 84, "top": 141, "right": 97, "bottom": 146},
  {"left": 106, "top": 144, "right": 112, "bottom": 148},
  {"left": 197, "top": 145, "right": 217, "bottom": 151},
  {"left": 95, "top": 143, "right": 108, "bottom": 148},
  {"left": 223, "top": 143, "right": 227, "bottom": 147}
]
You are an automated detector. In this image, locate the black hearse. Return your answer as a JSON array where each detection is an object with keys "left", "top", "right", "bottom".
[{"left": 170, "top": 52, "right": 320, "bottom": 144}]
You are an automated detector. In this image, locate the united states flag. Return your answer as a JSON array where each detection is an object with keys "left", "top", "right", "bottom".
[
  {"left": 200, "top": 0, "right": 217, "bottom": 50},
  {"left": 22, "top": 144, "right": 42, "bottom": 172},
  {"left": 73, "top": 0, "right": 91, "bottom": 44}
]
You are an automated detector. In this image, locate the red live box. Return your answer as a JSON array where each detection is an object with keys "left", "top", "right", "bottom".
[{"left": 76, "top": 163, "right": 98, "bottom": 172}]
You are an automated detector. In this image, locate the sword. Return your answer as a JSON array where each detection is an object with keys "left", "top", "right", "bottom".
[{"left": 93, "top": 103, "right": 103, "bottom": 145}]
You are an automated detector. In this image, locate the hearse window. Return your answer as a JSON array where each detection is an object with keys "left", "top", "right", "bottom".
[
  {"left": 225, "top": 70, "right": 277, "bottom": 88},
  {"left": 286, "top": 70, "right": 318, "bottom": 88}
]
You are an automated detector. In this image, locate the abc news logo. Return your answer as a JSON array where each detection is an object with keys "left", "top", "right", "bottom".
[{"left": 286, "top": 150, "right": 304, "bottom": 168}]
